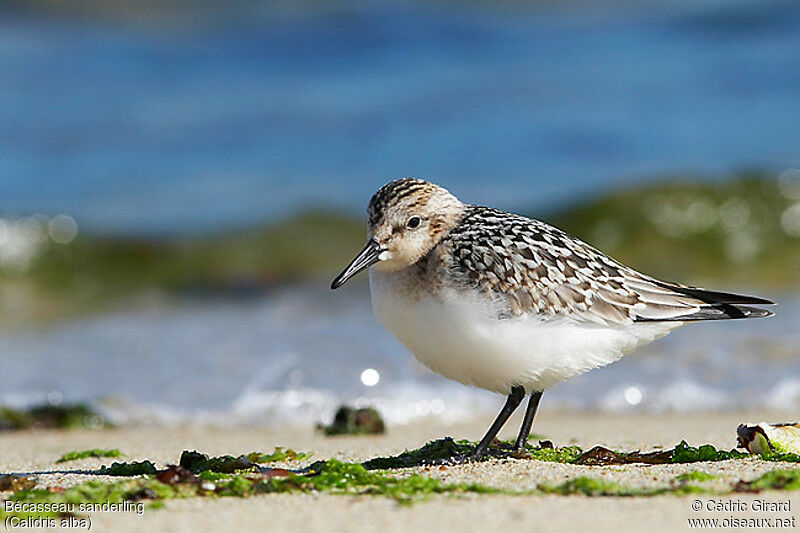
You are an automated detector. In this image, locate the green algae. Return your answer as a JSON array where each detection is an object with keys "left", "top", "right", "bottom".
[
  {"left": 294, "top": 460, "right": 511, "bottom": 503},
  {"left": 0, "top": 407, "right": 30, "bottom": 431},
  {"left": 673, "top": 471, "right": 718, "bottom": 483},
  {"left": 98, "top": 461, "right": 158, "bottom": 476},
  {"left": 539, "top": 476, "right": 660, "bottom": 497},
  {"left": 196, "top": 470, "right": 234, "bottom": 482},
  {"left": 760, "top": 452, "right": 800, "bottom": 463},
  {"left": 7, "top": 450, "right": 800, "bottom": 522},
  {"left": 362, "top": 438, "right": 752, "bottom": 470},
  {"left": 26, "top": 404, "right": 110, "bottom": 430},
  {"left": 216, "top": 476, "right": 259, "bottom": 497},
  {"left": 179, "top": 451, "right": 255, "bottom": 474},
  {"left": 523, "top": 444, "right": 584, "bottom": 464},
  {"left": 362, "top": 438, "right": 581, "bottom": 470},
  {"left": 178, "top": 448, "right": 312, "bottom": 474},
  {"left": 0, "top": 404, "right": 110, "bottom": 431},
  {"left": 362, "top": 438, "right": 475, "bottom": 469},
  {"left": 743, "top": 469, "right": 800, "bottom": 491},
  {"left": 536, "top": 458, "right": 800, "bottom": 498},
  {"left": 190, "top": 459, "right": 511, "bottom": 503},
  {"left": 670, "top": 441, "right": 750, "bottom": 463},
  {"left": 57, "top": 449, "right": 125, "bottom": 463},
  {"left": 573, "top": 440, "right": 753, "bottom": 466},
  {"left": 539, "top": 476, "right": 713, "bottom": 497},
  {"left": 246, "top": 447, "right": 313, "bottom": 463}
]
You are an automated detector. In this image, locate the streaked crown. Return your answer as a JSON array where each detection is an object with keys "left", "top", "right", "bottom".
[{"left": 366, "top": 178, "right": 465, "bottom": 270}]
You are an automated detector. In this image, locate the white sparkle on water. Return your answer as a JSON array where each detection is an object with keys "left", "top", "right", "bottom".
[
  {"left": 624, "top": 386, "right": 643, "bottom": 406},
  {"left": 360, "top": 368, "right": 380, "bottom": 387}
]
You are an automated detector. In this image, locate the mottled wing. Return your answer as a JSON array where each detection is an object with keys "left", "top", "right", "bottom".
[{"left": 446, "top": 206, "right": 774, "bottom": 325}]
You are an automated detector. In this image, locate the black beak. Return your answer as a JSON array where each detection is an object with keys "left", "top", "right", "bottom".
[{"left": 331, "top": 239, "right": 384, "bottom": 289}]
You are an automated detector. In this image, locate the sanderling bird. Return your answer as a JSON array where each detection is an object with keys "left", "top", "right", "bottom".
[{"left": 331, "top": 178, "right": 774, "bottom": 458}]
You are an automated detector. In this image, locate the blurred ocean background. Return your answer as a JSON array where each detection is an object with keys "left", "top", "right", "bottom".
[{"left": 1, "top": 0, "right": 799, "bottom": 427}]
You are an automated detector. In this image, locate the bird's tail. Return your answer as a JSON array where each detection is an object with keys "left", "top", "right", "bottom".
[{"left": 633, "top": 281, "right": 775, "bottom": 322}]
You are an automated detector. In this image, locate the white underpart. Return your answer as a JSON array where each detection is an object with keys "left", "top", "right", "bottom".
[{"left": 370, "top": 269, "right": 682, "bottom": 394}]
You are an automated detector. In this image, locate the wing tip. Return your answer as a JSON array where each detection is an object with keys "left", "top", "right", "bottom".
[
  {"left": 635, "top": 304, "right": 775, "bottom": 322},
  {"left": 735, "top": 295, "right": 776, "bottom": 306},
  {"left": 689, "top": 304, "right": 776, "bottom": 321},
  {"left": 749, "top": 307, "right": 775, "bottom": 319},
  {"left": 652, "top": 281, "right": 775, "bottom": 306}
]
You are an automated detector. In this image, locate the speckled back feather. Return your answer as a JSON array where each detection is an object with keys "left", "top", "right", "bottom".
[{"left": 440, "top": 205, "right": 773, "bottom": 325}]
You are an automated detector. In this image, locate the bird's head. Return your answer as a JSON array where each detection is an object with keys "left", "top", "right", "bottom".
[{"left": 331, "top": 178, "right": 465, "bottom": 289}]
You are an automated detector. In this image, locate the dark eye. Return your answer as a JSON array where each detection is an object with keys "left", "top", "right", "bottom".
[{"left": 406, "top": 216, "right": 421, "bottom": 229}]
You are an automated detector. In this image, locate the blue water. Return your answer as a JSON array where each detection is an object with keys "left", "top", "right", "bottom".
[{"left": 0, "top": 0, "right": 798, "bottom": 234}]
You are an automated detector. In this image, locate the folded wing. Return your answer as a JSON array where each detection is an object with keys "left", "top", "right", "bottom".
[{"left": 445, "top": 206, "right": 775, "bottom": 326}]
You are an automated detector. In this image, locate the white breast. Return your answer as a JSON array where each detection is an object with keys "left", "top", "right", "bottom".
[{"left": 369, "top": 268, "right": 681, "bottom": 394}]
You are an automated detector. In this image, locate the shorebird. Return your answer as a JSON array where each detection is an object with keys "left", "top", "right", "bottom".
[{"left": 331, "top": 178, "right": 774, "bottom": 458}]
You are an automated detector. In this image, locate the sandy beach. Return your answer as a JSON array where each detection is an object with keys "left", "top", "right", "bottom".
[{"left": 2, "top": 409, "right": 799, "bottom": 532}]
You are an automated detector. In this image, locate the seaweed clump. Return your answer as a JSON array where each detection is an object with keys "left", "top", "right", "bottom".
[
  {"left": 572, "top": 441, "right": 748, "bottom": 466},
  {"left": 318, "top": 406, "right": 386, "bottom": 436},
  {"left": 362, "top": 438, "right": 585, "bottom": 469},
  {"left": 57, "top": 449, "right": 125, "bottom": 463},
  {"left": 737, "top": 469, "right": 800, "bottom": 492},
  {"left": 245, "top": 447, "right": 313, "bottom": 463},
  {"left": 98, "top": 461, "right": 158, "bottom": 476},
  {"left": 363, "top": 438, "right": 757, "bottom": 470},
  {"left": 178, "top": 447, "right": 311, "bottom": 474},
  {"left": 363, "top": 438, "right": 474, "bottom": 469},
  {"left": 670, "top": 440, "right": 750, "bottom": 463},
  {"left": 0, "top": 403, "right": 110, "bottom": 431},
  {"left": 0, "top": 407, "right": 30, "bottom": 431},
  {"left": 540, "top": 475, "right": 713, "bottom": 497},
  {"left": 574, "top": 446, "right": 672, "bottom": 465},
  {"left": 673, "top": 471, "right": 718, "bottom": 483},
  {"left": 0, "top": 475, "right": 37, "bottom": 491},
  {"left": 761, "top": 452, "right": 800, "bottom": 463},
  {"left": 302, "top": 460, "right": 503, "bottom": 503},
  {"left": 539, "top": 476, "right": 661, "bottom": 497},
  {"left": 179, "top": 451, "right": 255, "bottom": 474},
  {"left": 570, "top": 441, "right": 751, "bottom": 466},
  {"left": 518, "top": 442, "right": 584, "bottom": 463}
]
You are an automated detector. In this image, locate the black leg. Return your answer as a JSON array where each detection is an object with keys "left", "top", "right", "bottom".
[
  {"left": 513, "top": 391, "right": 543, "bottom": 450},
  {"left": 473, "top": 386, "right": 525, "bottom": 458}
]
